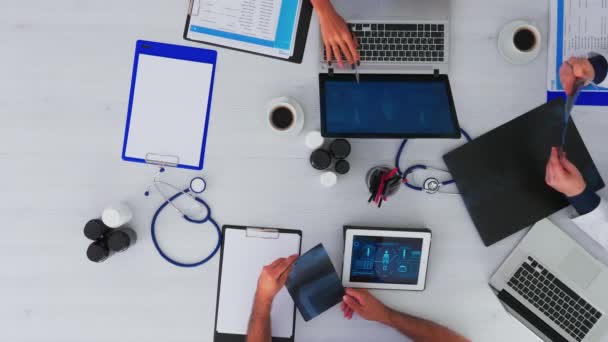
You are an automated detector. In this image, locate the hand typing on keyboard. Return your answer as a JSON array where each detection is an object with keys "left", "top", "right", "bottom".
[{"left": 311, "top": 0, "right": 359, "bottom": 68}]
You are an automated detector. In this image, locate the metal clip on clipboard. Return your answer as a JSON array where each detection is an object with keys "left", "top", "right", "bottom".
[
  {"left": 145, "top": 153, "right": 180, "bottom": 168},
  {"left": 246, "top": 227, "right": 280, "bottom": 239}
]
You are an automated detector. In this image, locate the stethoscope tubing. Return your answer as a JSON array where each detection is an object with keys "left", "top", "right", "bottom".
[
  {"left": 396, "top": 128, "right": 472, "bottom": 193},
  {"left": 150, "top": 188, "right": 222, "bottom": 268}
]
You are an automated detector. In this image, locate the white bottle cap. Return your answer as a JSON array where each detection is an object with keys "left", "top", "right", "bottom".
[
  {"left": 102, "top": 202, "right": 133, "bottom": 228},
  {"left": 305, "top": 131, "right": 324, "bottom": 150},
  {"left": 320, "top": 172, "right": 338, "bottom": 187}
]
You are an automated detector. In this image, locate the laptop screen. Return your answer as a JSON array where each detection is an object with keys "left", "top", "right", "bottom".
[{"left": 319, "top": 74, "right": 460, "bottom": 138}]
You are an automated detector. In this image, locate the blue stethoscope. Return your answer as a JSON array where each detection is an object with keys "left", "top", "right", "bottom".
[
  {"left": 395, "top": 128, "right": 473, "bottom": 194},
  {"left": 145, "top": 168, "right": 221, "bottom": 268}
]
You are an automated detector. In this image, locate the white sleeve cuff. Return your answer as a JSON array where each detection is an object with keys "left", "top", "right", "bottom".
[{"left": 573, "top": 198, "right": 608, "bottom": 250}]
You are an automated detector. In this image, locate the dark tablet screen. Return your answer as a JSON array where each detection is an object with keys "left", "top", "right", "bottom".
[{"left": 320, "top": 74, "right": 460, "bottom": 138}]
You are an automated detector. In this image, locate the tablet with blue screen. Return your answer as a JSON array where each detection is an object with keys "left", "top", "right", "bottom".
[
  {"left": 343, "top": 227, "right": 431, "bottom": 291},
  {"left": 319, "top": 73, "right": 460, "bottom": 138}
]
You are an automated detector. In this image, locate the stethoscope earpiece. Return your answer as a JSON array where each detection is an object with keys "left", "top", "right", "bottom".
[{"left": 144, "top": 168, "right": 208, "bottom": 218}]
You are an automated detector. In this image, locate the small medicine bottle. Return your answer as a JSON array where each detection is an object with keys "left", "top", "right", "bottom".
[
  {"left": 329, "top": 139, "right": 351, "bottom": 159},
  {"left": 87, "top": 240, "right": 112, "bottom": 263},
  {"left": 320, "top": 171, "right": 338, "bottom": 187},
  {"left": 310, "top": 149, "right": 332, "bottom": 170},
  {"left": 335, "top": 159, "right": 351, "bottom": 175},
  {"left": 305, "top": 131, "right": 325, "bottom": 150},
  {"left": 106, "top": 228, "right": 137, "bottom": 252},
  {"left": 84, "top": 219, "right": 112, "bottom": 241},
  {"left": 102, "top": 202, "right": 133, "bottom": 228}
]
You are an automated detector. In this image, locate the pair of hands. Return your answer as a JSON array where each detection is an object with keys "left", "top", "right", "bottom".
[
  {"left": 256, "top": 256, "right": 390, "bottom": 324},
  {"left": 312, "top": 0, "right": 359, "bottom": 68},
  {"left": 560, "top": 57, "right": 595, "bottom": 95}
]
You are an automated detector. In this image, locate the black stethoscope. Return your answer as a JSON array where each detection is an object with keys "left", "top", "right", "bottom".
[
  {"left": 395, "top": 128, "right": 473, "bottom": 194},
  {"left": 145, "top": 168, "right": 221, "bottom": 268}
]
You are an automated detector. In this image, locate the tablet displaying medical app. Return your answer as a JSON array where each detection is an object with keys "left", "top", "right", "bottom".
[
  {"left": 350, "top": 235, "right": 423, "bottom": 284},
  {"left": 343, "top": 228, "right": 431, "bottom": 291}
]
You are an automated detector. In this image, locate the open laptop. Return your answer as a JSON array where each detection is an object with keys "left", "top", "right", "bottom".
[
  {"left": 320, "top": 0, "right": 450, "bottom": 75},
  {"left": 318, "top": 0, "right": 460, "bottom": 139},
  {"left": 490, "top": 219, "right": 608, "bottom": 342}
]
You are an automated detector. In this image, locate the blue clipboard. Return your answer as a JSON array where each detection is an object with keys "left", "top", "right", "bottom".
[{"left": 122, "top": 40, "right": 217, "bottom": 170}]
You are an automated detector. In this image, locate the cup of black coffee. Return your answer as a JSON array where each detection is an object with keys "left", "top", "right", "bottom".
[
  {"left": 265, "top": 97, "right": 304, "bottom": 135},
  {"left": 513, "top": 27, "right": 538, "bottom": 52},
  {"left": 498, "top": 20, "right": 541, "bottom": 65},
  {"left": 270, "top": 105, "right": 295, "bottom": 131}
]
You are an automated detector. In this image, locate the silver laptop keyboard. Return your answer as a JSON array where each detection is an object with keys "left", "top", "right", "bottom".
[
  {"left": 508, "top": 256, "right": 602, "bottom": 341},
  {"left": 323, "top": 23, "right": 446, "bottom": 64}
]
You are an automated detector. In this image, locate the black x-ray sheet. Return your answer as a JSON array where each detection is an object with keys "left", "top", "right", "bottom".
[{"left": 285, "top": 244, "right": 345, "bottom": 321}]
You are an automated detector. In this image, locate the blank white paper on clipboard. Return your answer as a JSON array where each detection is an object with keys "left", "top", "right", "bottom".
[
  {"left": 216, "top": 228, "right": 300, "bottom": 337},
  {"left": 124, "top": 54, "right": 212, "bottom": 168}
]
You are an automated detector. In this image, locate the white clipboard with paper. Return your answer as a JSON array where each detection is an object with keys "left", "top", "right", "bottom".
[{"left": 213, "top": 225, "right": 301, "bottom": 341}]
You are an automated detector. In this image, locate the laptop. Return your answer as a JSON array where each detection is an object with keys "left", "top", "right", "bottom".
[
  {"left": 318, "top": 0, "right": 460, "bottom": 139},
  {"left": 490, "top": 219, "right": 608, "bottom": 342},
  {"left": 320, "top": 0, "right": 450, "bottom": 74}
]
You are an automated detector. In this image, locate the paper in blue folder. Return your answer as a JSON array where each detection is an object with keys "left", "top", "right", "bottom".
[
  {"left": 547, "top": 0, "right": 608, "bottom": 106},
  {"left": 122, "top": 40, "right": 216, "bottom": 170}
]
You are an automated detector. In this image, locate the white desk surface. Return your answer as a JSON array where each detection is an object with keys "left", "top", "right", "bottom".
[{"left": 2, "top": 1, "right": 608, "bottom": 341}]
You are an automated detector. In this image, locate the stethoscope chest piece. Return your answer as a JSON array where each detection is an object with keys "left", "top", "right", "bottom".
[
  {"left": 395, "top": 128, "right": 472, "bottom": 195},
  {"left": 422, "top": 177, "right": 441, "bottom": 194},
  {"left": 190, "top": 177, "right": 207, "bottom": 194}
]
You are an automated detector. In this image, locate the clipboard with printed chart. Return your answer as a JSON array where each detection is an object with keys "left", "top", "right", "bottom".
[
  {"left": 184, "top": 0, "right": 312, "bottom": 64},
  {"left": 547, "top": 0, "right": 608, "bottom": 106}
]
